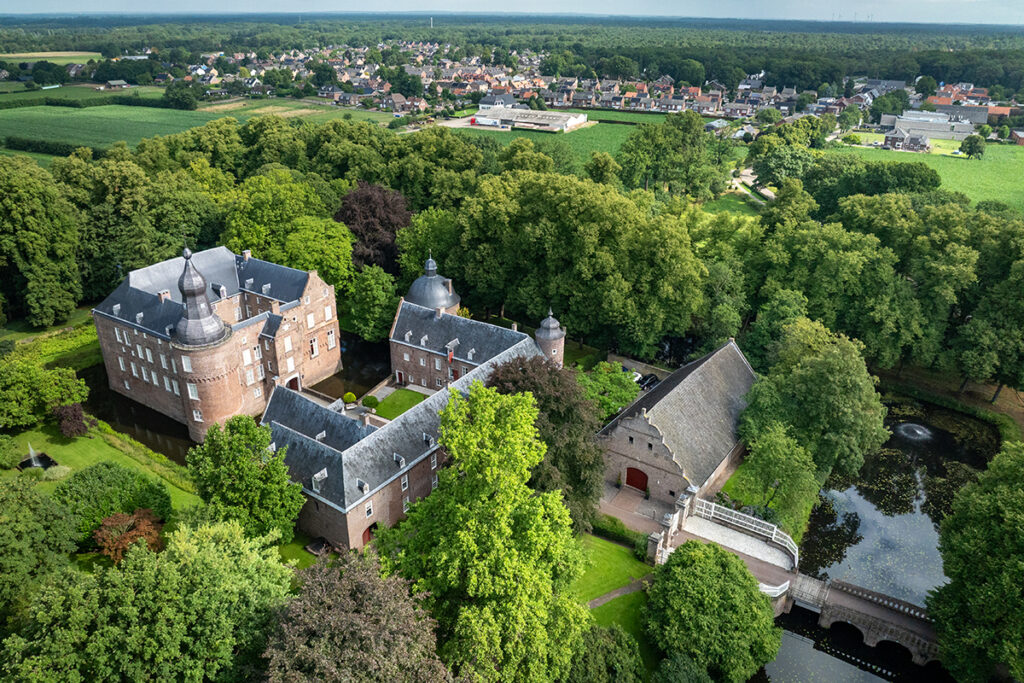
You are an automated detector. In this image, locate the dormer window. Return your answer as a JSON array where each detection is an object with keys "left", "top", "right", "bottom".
[
  {"left": 394, "top": 453, "right": 406, "bottom": 467},
  {"left": 245, "top": 278, "right": 254, "bottom": 289},
  {"left": 315, "top": 430, "right": 326, "bottom": 441},
  {"left": 262, "top": 283, "right": 271, "bottom": 295},
  {"left": 135, "top": 312, "right": 144, "bottom": 324},
  {"left": 112, "top": 303, "right": 121, "bottom": 316},
  {"left": 420, "top": 334, "right": 428, "bottom": 346},
  {"left": 268, "top": 442, "right": 277, "bottom": 452},
  {"left": 467, "top": 348, "right": 476, "bottom": 360},
  {"left": 357, "top": 479, "right": 369, "bottom": 494},
  {"left": 404, "top": 330, "right": 412, "bottom": 342},
  {"left": 312, "top": 467, "right": 327, "bottom": 493}
]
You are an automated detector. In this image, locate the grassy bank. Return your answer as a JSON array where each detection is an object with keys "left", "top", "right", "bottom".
[
  {"left": 592, "top": 591, "right": 660, "bottom": 675},
  {"left": 720, "top": 463, "right": 821, "bottom": 545},
  {"left": 573, "top": 533, "right": 651, "bottom": 603},
  {"left": 6, "top": 321, "right": 101, "bottom": 371}
]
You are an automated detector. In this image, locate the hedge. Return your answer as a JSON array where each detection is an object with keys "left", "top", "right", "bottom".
[
  {"left": 592, "top": 512, "right": 650, "bottom": 561},
  {"left": 5, "top": 135, "right": 107, "bottom": 159},
  {"left": 0, "top": 94, "right": 169, "bottom": 111},
  {"left": 93, "top": 419, "right": 196, "bottom": 495}
]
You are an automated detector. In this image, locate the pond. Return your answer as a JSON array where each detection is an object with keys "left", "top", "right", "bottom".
[
  {"left": 308, "top": 332, "right": 390, "bottom": 400},
  {"left": 80, "top": 363, "right": 196, "bottom": 466},
  {"left": 798, "top": 399, "right": 998, "bottom": 606}
]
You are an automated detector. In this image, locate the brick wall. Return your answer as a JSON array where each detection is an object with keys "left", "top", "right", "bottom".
[
  {"left": 389, "top": 341, "right": 474, "bottom": 391},
  {"left": 602, "top": 414, "right": 689, "bottom": 506}
]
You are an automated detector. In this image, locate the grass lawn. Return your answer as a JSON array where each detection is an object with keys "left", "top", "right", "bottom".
[
  {"left": 454, "top": 122, "right": 634, "bottom": 165},
  {"left": 573, "top": 533, "right": 651, "bottom": 602},
  {"left": 10, "top": 424, "right": 199, "bottom": 510},
  {"left": 0, "top": 306, "right": 93, "bottom": 342},
  {"left": 591, "top": 591, "right": 661, "bottom": 676},
  {"left": 376, "top": 388, "right": 427, "bottom": 420},
  {"left": 278, "top": 531, "right": 320, "bottom": 570},
  {"left": 0, "top": 84, "right": 163, "bottom": 103},
  {"left": 0, "top": 51, "right": 103, "bottom": 65},
  {"left": 198, "top": 98, "right": 392, "bottom": 125},
  {"left": 565, "top": 108, "right": 669, "bottom": 125},
  {"left": 702, "top": 192, "right": 760, "bottom": 217},
  {"left": 832, "top": 142, "right": 1024, "bottom": 212},
  {"left": 720, "top": 459, "right": 820, "bottom": 545}
]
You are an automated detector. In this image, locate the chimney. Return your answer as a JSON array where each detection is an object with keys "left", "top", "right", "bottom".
[
  {"left": 445, "top": 279, "right": 453, "bottom": 294},
  {"left": 511, "top": 322, "right": 517, "bottom": 332},
  {"left": 157, "top": 289, "right": 171, "bottom": 302},
  {"left": 242, "top": 249, "right": 251, "bottom": 261},
  {"left": 360, "top": 412, "right": 372, "bottom": 427},
  {"left": 435, "top": 307, "right": 444, "bottom": 320}
]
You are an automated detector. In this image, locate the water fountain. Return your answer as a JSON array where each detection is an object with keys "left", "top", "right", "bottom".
[
  {"left": 18, "top": 443, "right": 58, "bottom": 470},
  {"left": 894, "top": 423, "right": 934, "bottom": 441}
]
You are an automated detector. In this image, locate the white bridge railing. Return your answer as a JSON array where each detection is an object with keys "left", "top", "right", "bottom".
[
  {"left": 758, "top": 580, "right": 791, "bottom": 598},
  {"left": 693, "top": 498, "right": 800, "bottom": 568}
]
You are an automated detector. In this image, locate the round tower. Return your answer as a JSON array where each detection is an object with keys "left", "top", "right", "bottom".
[
  {"left": 405, "top": 255, "right": 461, "bottom": 315},
  {"left": 535, "top": 309, "right": 566, "bottom": 369}
]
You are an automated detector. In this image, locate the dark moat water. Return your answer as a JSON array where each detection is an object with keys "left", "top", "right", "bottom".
[
  {"left": 309, "top": 332, "right": 390, "bottom": 399},
  {"left": 757, "top": 400, "right": 998, "bottom": 681}
]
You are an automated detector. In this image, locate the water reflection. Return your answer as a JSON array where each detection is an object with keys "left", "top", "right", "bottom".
[
  {"left": 80, "top": 364, "right": 196, "bottom": 465},
  {"left": 309, "top": 332, "right": 390, "bottom": 399}
]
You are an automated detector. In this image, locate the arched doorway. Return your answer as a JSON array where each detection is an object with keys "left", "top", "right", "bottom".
[
  {"left": 625, "top": 467, "right": 648, "bottom": 491},
  {"left": 361, "top": 522, "right": 378, "bottom": 545},
  {"left": 287, "top": 376, "right": 300, "bottom": 391}
]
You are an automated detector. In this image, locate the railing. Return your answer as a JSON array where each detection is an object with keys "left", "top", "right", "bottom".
[
  {"left": 758, "top": 580, "right": 791, "bottom": 598},
  {"left": 692, "top": 498, "right": 800, "bottom": 568},
  {"left": 830, "top": 580, "right": 930, "bottom": 621}
]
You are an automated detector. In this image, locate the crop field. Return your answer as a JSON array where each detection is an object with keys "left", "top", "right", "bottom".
[
  {"left": 454, "top": 122, "right": 634, "bottom": 164},
  {"left": 198, "top": 98, "right": 391, "bottom": 124},
  {"left": 0, "top": 84, "right": 164, "bottom": 102},
  {"left": 0, "top": 51, "right": 103, "bottom": 65},
  {"left": 833, "top": 143, "right": 1024, "bottom": 212},
  {"left": 565, "top": 108, "right": 669, "bottom": 125}
]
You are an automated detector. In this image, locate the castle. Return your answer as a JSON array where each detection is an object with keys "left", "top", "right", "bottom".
[
  {"left": 92, "top": 247, "right": 343, "bottom": 441},
  {"left": 260, "top": 257, "right": 567, "bottom": 550}
]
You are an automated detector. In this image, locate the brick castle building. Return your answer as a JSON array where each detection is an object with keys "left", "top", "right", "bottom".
[{"left": 92, "top": 246, "right": 342, "bottom": 441}]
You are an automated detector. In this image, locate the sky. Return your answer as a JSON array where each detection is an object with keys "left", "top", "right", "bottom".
[{"left": 3, "top": 0, "right": 1024, "bottom": 25}]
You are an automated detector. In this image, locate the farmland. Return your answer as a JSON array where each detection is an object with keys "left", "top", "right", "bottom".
[
  {"left": 833, "top": 142, "right": 1024, "bottom": 212},
  {"left": 453, "top": 122, "right": 634, "bottom": 164},
  {"left": 0, "top": 83, "right": 164, "bottom": 102},
  {"left": 0, "top": 51, "right": 103, "bottom": 65}
]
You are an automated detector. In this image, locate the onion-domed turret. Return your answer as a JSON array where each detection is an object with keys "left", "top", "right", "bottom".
[
  {"left": 175, "top": 247, "right": 227, "bottom": 346},
  {"left": 405, "top": 255, "right": 460, "bottom": 314},
  {"left": 534, "top": 308, "right": 566, "bottom": 368}
]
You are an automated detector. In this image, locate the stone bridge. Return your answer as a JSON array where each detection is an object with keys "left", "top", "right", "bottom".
[{"left": 647, "top": 489, "right": 941, "bottom": 667}]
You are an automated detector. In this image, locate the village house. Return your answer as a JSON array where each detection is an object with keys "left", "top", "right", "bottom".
[{"left": 884, "top": 128, "right": 931, "bottom": 152}]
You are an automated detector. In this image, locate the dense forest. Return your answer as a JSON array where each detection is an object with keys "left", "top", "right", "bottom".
[{"left": 2, "top": 15, "right": 1024, "bottom": 93}]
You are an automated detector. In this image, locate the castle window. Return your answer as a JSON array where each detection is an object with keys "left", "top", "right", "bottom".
[
  {"left": 151, "top": 372, "right": 159, "bottom": 386},
  {"left": 309, "top": 338, "right": 319, "bottom": 358},
  {"left": 421, "top": 377, "right": 426, "bottom": 387},
  {"left": 628, "top": 436, "right": 634, "bottom": 445},
  {"left": 403, "top": 352, "right": 410, "bottom": 362},
  {"left": 242, "top": 349, "right": 252, "bottom": 365},
  {"left": 401, "top": 474, "right": 409, "bottom": 491},
  {"left": 283, "top": 337, "right": 293, "bottom": 353},
  {"left": 431, "top": 473, "right": 438, "bottom": 490},
  {"left": 403, "top": 496, "right": 410, "bottom": 513},
  {"left": 172, "top": 380, "right": 180, "bottom": 396},
  {"left": 115, "top": 328, "right": 124, "bottom": 343},
  {"left": 306, "top": 313, "right": 315, "bottom": 328},
  {"left": 164, "top": 376, "right": 171, "bottom": 392},
  {"left": 118, "top": 357, "right": 125, "bottom": 372},
  {"left": 365, "top": 501, "right": 373, "bottom": 518},
  {"left": 322, "top": 287, "right": 329, "bottom": 298},
  {"left": 159, "top": 354, "right": 167, "bottom": 369},
  {"left": 327, "top": 330, "right": 336, "bottom": 350},
  {"left": 324, "top": 305, "right": 332, "bottom": 321},
  {"left": 435, "top": 378, "right": 443, "bottom": 387},
  {"left": 434, "top": 358, "right": 441, "bottom": 371},
  {"left": 246, "top": 369, "right": 255, "bottom": 385},
  {"left": 171, "top": 358, "right": 177, "bottom": 373},
  {"left": 145, "top": 348, "right": 153, "bottom": 363},
  {"left": 254, "top": 387, "right": 262, "bottom": 398},
  {"left": 286, "top": 357, "right": 295, "bottom": 372},
  {"left": 192, "top": 409, "right": 203, "bottom": 422},
  {"left": 187, "top": 382, "right": 199, "bottom": 400},
  {"left": 430, "top": 453, "right": 437, "bottom": 469},
  {"left": 141, "top": 367, "right": 149, "bottom": 382},
  {"left": 235, "top": 307, "right": 242, "bottom": 322},
  {"left": 419, "top": 357, "right": 425, "bottom": 367},
  {"left": 447, "top": 368, "right": 453, "bottom": 380},
  {"left": 648, "top": 442, "right": 653, "bottom": 451},
  {"left": 123, "top": 380, "right": 130, "bottom": 390},
  {"left": 136, "top": 344, "right": 143, "bottom": 358},
  {"left": 131, "top": 362, "right": 138, "bottom": 378},
  {"left": 304, "top": 295, "right": 311, "bottom": 305},
  {"left": 462, "top": 366, "right": 469, "bottom": 375},
  {"left": 257, "top": 364, "right": 265, "bottom": 380},
  {"left": 181, "top": 356, "right": 192, "bottom": 373},
  {"left": 254, "top": 345, "right": 262, "bottom": 360}
]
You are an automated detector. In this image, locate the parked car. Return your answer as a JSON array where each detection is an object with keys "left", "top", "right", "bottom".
[{"left": 639, "top": 373, "right": 660, "bottom": 390}]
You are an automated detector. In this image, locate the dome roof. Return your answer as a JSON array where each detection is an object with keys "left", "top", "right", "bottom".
[
  {"left": 175, "top": 247, "right": 227, "bottom": 346},
  {"left": 406, "top": 257, "right": 460, "bottom": 311},
  {"left": 535, "top": 308, "right": 565, "bottom": 341}
]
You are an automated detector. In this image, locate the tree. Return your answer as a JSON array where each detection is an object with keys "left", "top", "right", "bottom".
[
  {"left": 927, "top": 442, "right": 1024, "bottom": 682},
  {"left": 0, "top": 156, "right": 81, "bottom": 327},
  {"left": 652, "top": 652, "right": 713, "bottom": 683},
  {"left": 794, "top": 91, "right": 816, "bottom": 113},
  {"left": 960, "top": 134, "right": 985, "bottom": 159},
  {"left": 53, "top": 461, "right": 172, "bottom": 544},
  {"left": 740, "top": 318, "right": 889, "bottom": 478},
  {"left": 0, "top": 478, "right": 78, "bottom": 620},
  {"left": 334, "top": 181, "right": 412, "bottom": 274},
  {"left": 378, "top": 382, "right": 589, "bottom": 682},
  {"left": 751, "top": 144, "right": 815, "bottom": 188},
  {"left": 756, "top": 108, "right": 782, "bottom": 125},
  {"left": 977, "top": 124, "right": 993, "bottom": 138},
  {"left": 566, "top": 624, "right": 645, "bottom": 683},
  {"left": 279, "top": 215, "right": 355, "bottom": 293},
  {"left": 187, "top": 416, "right": 304, "bottom": 543},
  {"left": 498, "top": 137, "right": 555, "bottom": 173},
  {"left": 222, "top": 169, "right": 327, "bottom": 260},
  {"left": 265, "top": 552, "right": 450, "bottom": 682},
  {"left": 2, "top": 520, "right": 292, "bottom": 681},
  {"left": 0, "top": 435, "right": 19, "bottom": 470},
  {"left": 487, "top": 355, "right": 605, "bottom": 530},
  {"left": 616, "top": 112, "right": 727, "bottom": 199},
  {"left": 743, "top": 422, "right": 819, "bottom": 511},
  {"left": 915, "top": 75, "right": 938, "bottom": 98},
  {"left": 0, "top": 357, "right": 88, "bottom": 431},
  {"left": 93, "top": 508, "right": 164, "bottom": 564},
  {"left": 584, "top": 151, "right": 622, "bottom": 186},
  {"left": 162, "top": 79, "right": 203, "bottom": 110},
  {"left": 998, "top": 124, "right": 1011, "bottom": 139},
  {"left": 53, "top": 402, "right": 90, "bottom": 438},
  {"left": 644, "top": 541, "right": 781, "bottom": 682},
  {"left": 577, "top": 361, "right": 641, "bottom": 422},
  {"left": 348, "top": 265, "right": 399, "bottom": 342},
  {"left": 837, "top": 107, "right": 861, "bottom": 132}
]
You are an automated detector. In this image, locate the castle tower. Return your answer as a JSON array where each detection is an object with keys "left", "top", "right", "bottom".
[
  {"left": 535, "top": 309, "right": 566, "bottom": 369},
  {"left": 175, "top": 247, "right": 227, "bottom": 346},
  {"left": 405, "top": 255, "right": 461, "bottom": 315}
]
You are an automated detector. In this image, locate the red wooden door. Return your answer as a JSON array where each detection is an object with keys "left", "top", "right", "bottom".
[{"left": 625, "top": 467, "right": 648, "bottom": 490}]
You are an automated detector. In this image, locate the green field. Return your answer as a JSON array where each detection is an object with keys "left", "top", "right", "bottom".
[
  {"left": 702, "top": 191, "right": 760, "bottom": 217},
  {"left": 198, "top": 98, "right": 392, "bottom": 125},
  {"left": 833, "top": 142, "right": 1024, "bottom": 212},
  {"left": 0, "top": 51, "right": 103, "bottom": 65},
  {"left": 454, "top": 122, "right": 634, "bottom": 164},
  {"left": 0, "top": 84, "right": 164, "bottom": 103},
  {"left": 375, "top": 388, "right": 427, "bottom": 420},
  {"left": 565, "top": 108, "right": 669, "bottom": 125}
]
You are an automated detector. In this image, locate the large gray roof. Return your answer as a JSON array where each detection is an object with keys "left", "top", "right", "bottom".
[
  {"left": 263, "top": 335, "right": 543, "bottom": 511},
  {"left": 93, "top": 247, "right": 309, "bottom": 341},
  {"left": 404, "top": 258, "right": 461, "bottom": 311},
  {"left": 601, "top": 341, "right": 756, "bottom": 488},
  {"left": 391, "top": 301, "right": 528, "bottom": 365}
]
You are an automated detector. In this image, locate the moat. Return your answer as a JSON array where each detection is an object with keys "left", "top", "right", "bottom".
[{"left": 759, "top": 399, "right": 999, "bottom": 681}]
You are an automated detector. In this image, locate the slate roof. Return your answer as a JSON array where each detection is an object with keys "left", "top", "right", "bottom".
[
  {"left": 391, "top": 300, "right": 528, "bottom": 365},
  {"left": 93, "top": 247, "right": 309, "bottom": 341},
  {"left": 601, "top": 340, "right": 756, "bottom": 488},
  {"left": 263, "top": 336, "right": 543, "bottom": 511}
]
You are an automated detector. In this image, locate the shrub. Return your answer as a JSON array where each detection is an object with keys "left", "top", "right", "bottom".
[
  {"left": 0, "top": 435, "right": 20, "bottom": 469},
  {"left": 53, "top": 402, "right": 90, "bottom": 437},
  {"left": 94, "top": 508, "right": 164, "bottom": 563},
  {"left": 41, "top": 465, "right": 71, "bottom": 481},
  {"left": 842, "top": 134, "right": 862, "bottom": 145},
  {"left": 362, "top": 395, "right": 380, "bottom": 410},
  {"left": 592, "top": 513, "right": 650, "bottom": 561},
  {"left": 20, "top": 467, "right": 44, "bottom": 480},
  {"left": 343, "top": 391, "right": 357, "bottom": 404},
  {"left": 53, "top": 462, "right": 173, "bottom": 544}
]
